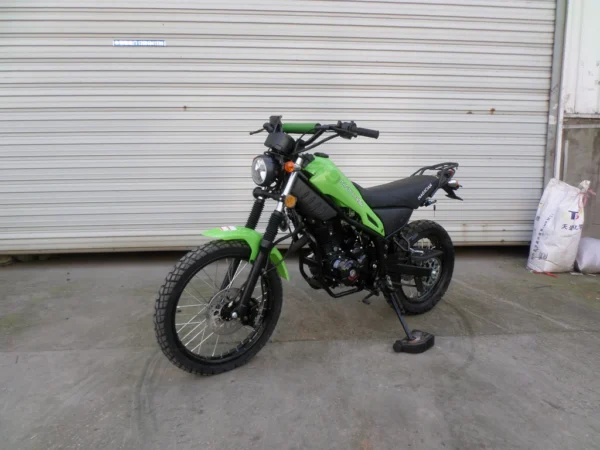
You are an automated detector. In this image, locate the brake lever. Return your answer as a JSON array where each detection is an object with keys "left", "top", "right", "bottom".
[{"left": 249, "top": 122, "right": 274, "bottom": 135}]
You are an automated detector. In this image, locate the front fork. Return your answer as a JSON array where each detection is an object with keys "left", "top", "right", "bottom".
[
  {"left": 219, "top": 197, "right": 266, "bottom": 290},
  {"left": 232, "top": 157, "right": 303, "bottom": 320}
]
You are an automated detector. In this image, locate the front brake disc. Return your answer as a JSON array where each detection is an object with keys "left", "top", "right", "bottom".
[{"left": 208, "top": 289, "right": 244, "bottom": 335}]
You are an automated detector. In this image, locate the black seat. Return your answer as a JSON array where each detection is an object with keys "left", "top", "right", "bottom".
[{"left": 354, "top": 175, "right": 439, "bottom": 209}]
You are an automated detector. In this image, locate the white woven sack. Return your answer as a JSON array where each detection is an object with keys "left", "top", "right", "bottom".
[
  {"left": 527, "top": 179, "right": 590, "bottom": 273},
  {"left": 576, "top": 237, "right": 600, "bottom": 274}
]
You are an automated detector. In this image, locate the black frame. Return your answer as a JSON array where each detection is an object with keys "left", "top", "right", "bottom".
[
  {"left": 249, "top": 172, "right": 434, "bottom": 301},
  {"left": 234, "top": 123, "right": 458, "bottom": 316}
]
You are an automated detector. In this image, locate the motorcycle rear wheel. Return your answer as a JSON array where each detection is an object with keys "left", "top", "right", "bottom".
[
  {"left": 389, "top": 220, "right": 455, "bottom": 315},
  {"left": 154, "top": 240, "right": 282, "bottom": 375}
]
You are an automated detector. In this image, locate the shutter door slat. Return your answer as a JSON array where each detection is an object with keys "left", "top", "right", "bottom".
[{"left": 0, "top": 0, "right": 556, "bottom": 252}]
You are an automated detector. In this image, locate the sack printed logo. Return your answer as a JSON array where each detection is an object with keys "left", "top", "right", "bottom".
[
  {"left": 561, "top": 209, "right": 584, "bottom": 231},
  {"left": 562, "top": 208, "right": 582, "bottom": 221}
]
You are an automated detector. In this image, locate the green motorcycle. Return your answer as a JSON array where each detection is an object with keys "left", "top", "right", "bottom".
[{"left": 154, "top": 116, "right": 463, "bottom": 375}]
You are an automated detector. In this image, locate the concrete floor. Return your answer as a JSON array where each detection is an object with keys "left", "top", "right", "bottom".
[{"left": 1, "top": 248, "right": 599, "bottom": 450}]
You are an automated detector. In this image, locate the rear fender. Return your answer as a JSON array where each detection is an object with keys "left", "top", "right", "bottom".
[{"left": 201, "top": 226, "right": 289, "bottom": 280}]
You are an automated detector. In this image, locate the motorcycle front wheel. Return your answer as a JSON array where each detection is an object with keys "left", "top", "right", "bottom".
[{"left": 154, "top": 240, "right": 283, "bottom": 375}]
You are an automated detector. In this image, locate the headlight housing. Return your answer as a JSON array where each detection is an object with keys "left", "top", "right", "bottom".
[{"left": 251, "top": 155, "right": 278, "bottom": 186}]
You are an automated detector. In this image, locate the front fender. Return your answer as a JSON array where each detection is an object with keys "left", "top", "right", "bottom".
[{"left": 201, "top": 226, "right": 289, "bottom": 280}]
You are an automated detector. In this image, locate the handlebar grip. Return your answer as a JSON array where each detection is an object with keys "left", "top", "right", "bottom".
[
  {"left": 355, "top": 127, "right": 379, "bottom": 139},
  {"left": 282, "top": 123, "right": 319, "bottom": 134}
]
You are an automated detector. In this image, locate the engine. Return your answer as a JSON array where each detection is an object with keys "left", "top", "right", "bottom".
[
  {"left": 307, "top": 219, "right": 370, "bottom": 287},
  {"left": 329, "top": 253, "right": 364, "bottom": 286}
]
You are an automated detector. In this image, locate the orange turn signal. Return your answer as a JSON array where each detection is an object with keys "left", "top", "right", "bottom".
[
  {"left": 285, "top": 195, "right": 297, "bottom": 208},
  {"left": 284, "top": 161, "right": 297, "bottom": 173}
]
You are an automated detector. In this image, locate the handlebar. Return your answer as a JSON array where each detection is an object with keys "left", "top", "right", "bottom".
[
  {"left": 257, "top": 118, "right": 379, "bottom": 140},
  {"left": 255, "top": 117, "right": 379, "bottom": 155},
  {"left": 317, "top": 121, "right": 379, "bottom": 139},
  {"left": 355, "top": 127, "right": 379, "bottom": 139}
]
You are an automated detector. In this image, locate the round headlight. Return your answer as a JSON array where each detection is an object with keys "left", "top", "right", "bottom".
[{"left": 251, "top": 156, "right": 278, "bottom": 186}]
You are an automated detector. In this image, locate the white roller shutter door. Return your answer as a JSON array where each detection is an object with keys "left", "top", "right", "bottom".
[{"left": 0, "top": 0, "right": 556, "bottom": 252}]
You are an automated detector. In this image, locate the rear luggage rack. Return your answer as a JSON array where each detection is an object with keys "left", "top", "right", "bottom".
[{"left": 411, "top": 162, "right": 459, "bottom": 177}]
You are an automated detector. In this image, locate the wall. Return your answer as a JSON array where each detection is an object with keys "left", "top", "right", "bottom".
[
  {"left": 560, "top": 0, "right": 600, "bottom": 237},
  {"left": 562, "top": 121, "right": 600, "bottom": 238},
  {"left": 562, "top": 0, "right": 600, "bottom": 115}
]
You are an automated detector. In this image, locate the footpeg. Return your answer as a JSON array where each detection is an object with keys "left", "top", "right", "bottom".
[{"left": 393, "top": 330, "right": 435, "bottom": 354}]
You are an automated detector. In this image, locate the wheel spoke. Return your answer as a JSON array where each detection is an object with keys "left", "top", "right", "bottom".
[
  {"left": 191, "top": 330, "right": 215, "bottom": 353},
  {"left": 178, "top": 306, "right": 207, "bottom": 326},
  {"left": 170, "top": 252, "right": 272, "bottom": 362},
  {"left": 202, "top": 268, "right": 218, "bottom": 289},
  {"left": 175, "top": 320, "right": 206, "bottom": 326},
  {"left": 214, "top": 259, "right": 220, "bottom": 289},
  {"left": 198, "top": 275, "right": 216, "bottom": 292},
  {"left": 185, "top": 324, "right": 208, "bottom": 346},
  {"left": 224, "top": 261, "right": 235, "bottom": 286},
  {"left": 227, "top": 262, "right": 248, "bottom": 289},
  {"left": 183, "top": 288, "right": 208, "bottom": 305},
  {"left": 212, "top": 335, "right": 220, "bottom": 357},
  {"left": 180, "top": 317, "right": 207, "bottom": 338}
]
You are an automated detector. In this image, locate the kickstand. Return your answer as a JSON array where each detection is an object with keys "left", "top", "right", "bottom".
[{"left": 386, "top": 290, "right": 435, "bottom": 354}]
